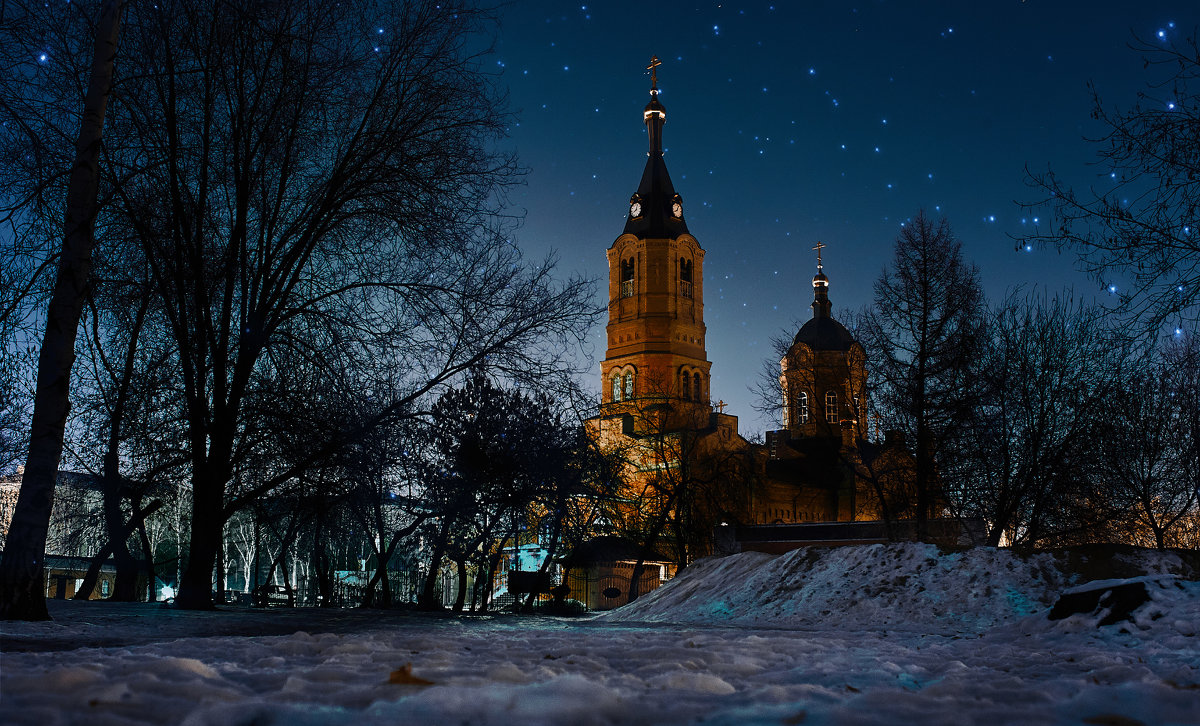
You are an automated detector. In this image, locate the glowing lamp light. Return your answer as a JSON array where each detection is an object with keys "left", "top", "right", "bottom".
[
  {"left": 1158, "top": 29, "right": 1167, "bottom": 39},
  {"left": 1108, "top": 284, "right": 1118, "bottom": 293},
  {"left": 1175, "top": 328, "right": 1184, "bottom": 336},
  {"left": 38, "top": 53, "right": 47, "bottom": 62}
]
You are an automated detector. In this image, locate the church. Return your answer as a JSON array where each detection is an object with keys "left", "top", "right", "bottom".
[{"left": 586, "top": 59, "right": 923, "bottom": 556}]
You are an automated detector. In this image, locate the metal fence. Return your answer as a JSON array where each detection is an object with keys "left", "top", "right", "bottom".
[{"left": 234, "top": 565, "right": 672, "bottom": 613}]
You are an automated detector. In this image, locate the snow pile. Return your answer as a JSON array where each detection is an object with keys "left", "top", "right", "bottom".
[
  {"left": 2, "top": 546, "right": 1198, "bottom": 726},
  {"left": 602, "top": 543, "right": 1194, "bottom": 632}
]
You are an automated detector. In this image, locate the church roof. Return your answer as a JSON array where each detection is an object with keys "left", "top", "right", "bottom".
[
  {"left": 791, "top": 253, "right": 858, "bottom": 351},
  {"left": 564, "top": 535, "right": 670, "bottom": 565},
  {"left": 622, "top": 60, "right": 690, "bottom": 240},
  {"left": 623, "top": 153, "right": 690, "bottom": 239},
  {"left": 792, "top": 315, "right": 857, "bottom": 351}
]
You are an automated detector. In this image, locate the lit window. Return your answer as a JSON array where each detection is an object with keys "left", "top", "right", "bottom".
[
  {"left": 825, "top": 391, "right": 838, "bottom": 424},
  {"left": 612, "top": 375, "right": 621, "bottom": 401},
  {"left": 781, "top": 381, "right": 789, "bottom": 426},
  {"left": 624, "top": 372, "right": 634, "bottom": 399},
  {"left": 797, "top": 391, "right": 809, "bottom": 424}
]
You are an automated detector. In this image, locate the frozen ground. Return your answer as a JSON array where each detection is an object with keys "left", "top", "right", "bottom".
[{"left": 2, "top": 544, "right": 1198, "bottom": 725}]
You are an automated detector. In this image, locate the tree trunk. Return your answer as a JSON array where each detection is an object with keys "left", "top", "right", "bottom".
[
  {"left": 452, "top": 557, "right": 468, "bottom": 612},
  {"left": 0, "top": 0, "right": 123, "bottom": 621},
  {"left": 419, "top": 519, "right": 451, "bottom": 610},
  {"left": 136, "top": 516, "right": 156, "bottom": 600},
  {"left": 175, "top": 477, "right": 224, "bottom": 609},
  {"left": 480, "top": 548, "right": 503, "bottom": 613},
  {"left": 74, "top": 499, "right": 161, "bottom": 600}
]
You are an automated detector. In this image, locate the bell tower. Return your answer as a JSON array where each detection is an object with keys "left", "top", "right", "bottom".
[
  {"left": 779, "top": 243, "right": 867, "bottom": 450},
  {"left": 601, "top": 57, "right": 711, "bottom": 411}
]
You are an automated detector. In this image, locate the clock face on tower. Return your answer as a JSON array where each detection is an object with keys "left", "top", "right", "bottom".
[
  {"left": 672, "top": 201, "right": 683, "bottom": 218},
  {"left": 630, "top": 201, "right": 642, "bottom": 217}
]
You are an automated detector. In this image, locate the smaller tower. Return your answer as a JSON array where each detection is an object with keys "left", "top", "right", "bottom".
[{"left": 779, "top": 243, "right": 866, "bottom": 449}]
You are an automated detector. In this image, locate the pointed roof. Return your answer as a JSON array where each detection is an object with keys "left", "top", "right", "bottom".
[{"left": 623, "top": 56, "right": 690, "bottom": 239}]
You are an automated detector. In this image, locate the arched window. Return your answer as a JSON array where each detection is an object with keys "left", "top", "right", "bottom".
[
  {"left": 612, "top": 375, "right": 622, "bottom": 402},
  {"left": 623, "top": 372, "right": 634, "bottom": 399},
  {"left": 693, "top": 372, "right": 702, "bottom": 402},
  {"left": 797, "top": 391, "right": 809, "bottom": 424},
  {"left": 679, "top": 258, "right": 693, "bottom": 299},
  {"left": 620, "top": 258, "right": 635, "bottom": 298},
  {"left": 825, "top": 391, "right": 838, "bottom": 424},
  {"left": 621, "top": 258, "right": 635, "bottom": 281}
]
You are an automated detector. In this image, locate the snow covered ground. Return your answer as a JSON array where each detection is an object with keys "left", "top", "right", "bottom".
[{"left": 2, "top": 544, "right": 1197, "bottom": 725}]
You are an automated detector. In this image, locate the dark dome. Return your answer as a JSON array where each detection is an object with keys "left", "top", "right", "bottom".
[{"left": 792, "top": 316, "right": 856, "bottom": 351}]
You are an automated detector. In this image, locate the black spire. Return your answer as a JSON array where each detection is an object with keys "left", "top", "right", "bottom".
[
  {"left": 623, "top": 56, "right": 689, "bottom": 239},
  {"left": 811, "top": 241, "right": 831, "bottom": 319}
]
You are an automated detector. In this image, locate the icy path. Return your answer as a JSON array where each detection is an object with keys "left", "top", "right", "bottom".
[{"left": 2, "top": 602, "right": 1198, "bottom": 726}]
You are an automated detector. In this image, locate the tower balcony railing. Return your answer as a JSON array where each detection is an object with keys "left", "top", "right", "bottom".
[
  {"left": 679, "top": 280, "right": 693, "bottom": 299},
  {"left": 621, "top": 279, "right": 635, "bottom": 298}
]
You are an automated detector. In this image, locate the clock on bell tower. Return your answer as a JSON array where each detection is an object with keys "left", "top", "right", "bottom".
[{"left": 601, "top": 57, "right": 712, "bottom": 411}]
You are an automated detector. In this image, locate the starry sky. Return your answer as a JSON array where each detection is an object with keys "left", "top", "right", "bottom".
[{"left": 492, "top": 1, "right": 1193, "bottom": 436}]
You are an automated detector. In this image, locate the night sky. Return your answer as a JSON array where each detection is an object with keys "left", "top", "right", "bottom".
[{"left": 492, "top": 1, "right": 1193, "bottom": 436}]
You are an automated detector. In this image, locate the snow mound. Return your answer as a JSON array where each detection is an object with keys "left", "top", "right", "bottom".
[{"left": 600, "top": 543, "right": 1195, "bottom": 633}]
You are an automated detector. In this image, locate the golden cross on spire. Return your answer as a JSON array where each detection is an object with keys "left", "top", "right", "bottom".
[
  {"left": 715, "top": 399, "right": 727, "bottom": 414},
  {"left": 647, "top": 55, "right": 662, "bottom": 90},
  {"left": 812, "top": 241, "right": 826, "bottom": 269}
]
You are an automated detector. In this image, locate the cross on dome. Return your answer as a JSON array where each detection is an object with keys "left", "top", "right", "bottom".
[
  {"left": 647, "top": 55, "right": 662, "bottom": 91},
  {"left": 812, "top": 241, "right": 826, "bottom": 270}
]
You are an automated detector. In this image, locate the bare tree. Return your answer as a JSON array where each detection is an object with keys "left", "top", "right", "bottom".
[
  {"left": 602, "top": 384, "right": 756, "bottom": 602},
  {"left": 956, "top": 295, "right": 1126, "bottom": 546},
  {"left": 859, "top": 211, "right": 988, "bottom": 540},
  {"left": 1023, "top": 34, "right": 1200, "bottom": 331},
  {"left": 84, "top": 0, "right": 598, "bottom": 610},
  {"left": 1103, "top": 335, "right": 1200, "bottom": 548},
  {"left": 0, "top": 0, "right": 123, "bottom": 620}
]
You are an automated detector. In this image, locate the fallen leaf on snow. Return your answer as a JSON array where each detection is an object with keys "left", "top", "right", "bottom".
[{"left": 388, "top": 663, "right": 435, "bottom": 686}]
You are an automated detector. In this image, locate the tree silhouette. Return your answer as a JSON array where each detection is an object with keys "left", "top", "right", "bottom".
[
  {"left": 859, "top": 211, "right": 987, "bottom": 540},
  {"left": 1023, "top": 34, "right": 1200, "bottom": 331}
]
